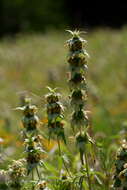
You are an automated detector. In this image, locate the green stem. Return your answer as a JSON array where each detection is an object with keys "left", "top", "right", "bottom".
[
  {"left": 80, "top": 126, "right": 82, "bottom": 135},
  {"left": 84, "top": 151, "right": 92, "bottom": 190},
  {"left": 80, "top": 150, "right": 84, "bottom": 165},
  {"left": 36, "top": 166, "right": 41, "bottom": 180},
  {"left": 57, "top": 138, "right": 61, "bottom": 157},
  {"left": 57, "top": 138, "right": 72, "bottom": 177},
  {"left": 32, "top": 170, "right": 35, "bottom": 190}
]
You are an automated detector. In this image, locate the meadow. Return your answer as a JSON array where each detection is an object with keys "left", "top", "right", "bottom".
[{"left": 0, "top": 28, "right": 127, "bottom": 189}]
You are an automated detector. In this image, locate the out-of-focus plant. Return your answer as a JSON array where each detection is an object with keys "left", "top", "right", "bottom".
[
  {"left": 7, "top": 159, "right": 27, "bottom": 190},
  {"left": 0, "top": 169, "right": 8, "bottom": 189},
  {"left": 113, "top": 139, "right": 127, "bottom": 189}
]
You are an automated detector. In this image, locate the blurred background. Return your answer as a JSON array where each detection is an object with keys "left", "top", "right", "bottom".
[
  {"left": 1, "top": 1, "right": 127, "bottom": 36},
  {"left": 0, "top": 0, "right": 127, "bottom": 167}
]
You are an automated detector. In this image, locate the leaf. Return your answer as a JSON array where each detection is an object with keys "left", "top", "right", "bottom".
[
  {"left": 66, "top": 30, "right": 74, "bottom": 35},
  {"left": 90, "top": 170, "right": 106, "bottom": 179},
  {"left": 14, "top": 106, "right": 25, "bottom": 111},
  {"left": 94, "top": 174, "right": 103, "bottom": 185},
  {"left": 82, "top": 180, "right": 89, "bottom": 190},
  {"left": 57, "top": 156, "right": 63, "bottom": 170},
  {"left": 45, "top": 176, "right": 60, "bottom": 180},
  {"left": 44, "top": 162, "right": 58, "bottom": 175}
]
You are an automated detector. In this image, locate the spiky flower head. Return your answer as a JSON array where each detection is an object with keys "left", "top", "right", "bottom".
[{"left": 66, "top": 30, "right": 87, "bottom": 52}]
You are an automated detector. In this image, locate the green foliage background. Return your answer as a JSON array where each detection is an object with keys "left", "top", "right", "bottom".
[{"left": 0, "top": 29, "right": 126, "bottom": 134}]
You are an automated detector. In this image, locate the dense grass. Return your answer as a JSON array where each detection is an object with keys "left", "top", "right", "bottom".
[{"left": 0, "top": 28, "right": 127, "bottom": 170}]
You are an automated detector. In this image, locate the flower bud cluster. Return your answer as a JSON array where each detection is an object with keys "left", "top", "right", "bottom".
[
  {"left": 67, "top": 31, "right": 89, "bottom": 131},
  {"left": 46, "top": 87, "right": 66, "bottom": 144}
]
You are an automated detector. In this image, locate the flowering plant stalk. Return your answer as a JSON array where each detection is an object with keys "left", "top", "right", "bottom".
[
  {"left": 66, "top": 30, "right": 94, "bottom": 190},
  {"left": 16, "top": 98, "right": 46, "bottom": 190},
  {"left": 45, "top": 87, "right": 72, "bottom": 177}
]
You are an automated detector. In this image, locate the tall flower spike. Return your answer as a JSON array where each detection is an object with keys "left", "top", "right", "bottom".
[
  {"left": 46, "top": 87, "right": 66, "bottom": 144},
  {"left": 66, "top": 30, "right": 93, "bottom": 190},
  {"left": 16, "top": 98, "right": 45, "bottom": 182},
  {"left": 66, "top": 30, "right": 89, "bottom": 132}
]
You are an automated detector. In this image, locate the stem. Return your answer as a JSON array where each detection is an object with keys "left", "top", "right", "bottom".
[
  {"left": 80, "top": 126, "right": 82, "bottom": 135},
  {"left": 79, "top": 176, "right": 83, "bottom": 190},
  {"left": 32, "top": 170, "right": 35, "bottom": 190},
  {"left": 80, "top": 150, "right": 84, "bottom": 165},
  {"left": 36, "top": 166, "right": 41, "bottom": 180},
  {"left": 84, "top": 151, "right": 92, "bottom": 190},
  {"left": 57, "top": 138, "right": 61, "bottom": 156},
  {"left": 57, "top": 138, "right": 72, "bottom": 177}
]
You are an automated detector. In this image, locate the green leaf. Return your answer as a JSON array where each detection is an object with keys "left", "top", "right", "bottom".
[
  {"left": 44, "top": 162, "right": 58, "bottom": 175},
  {"left": 94, "top": 174, "right": 103, "bottom": 185}
]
